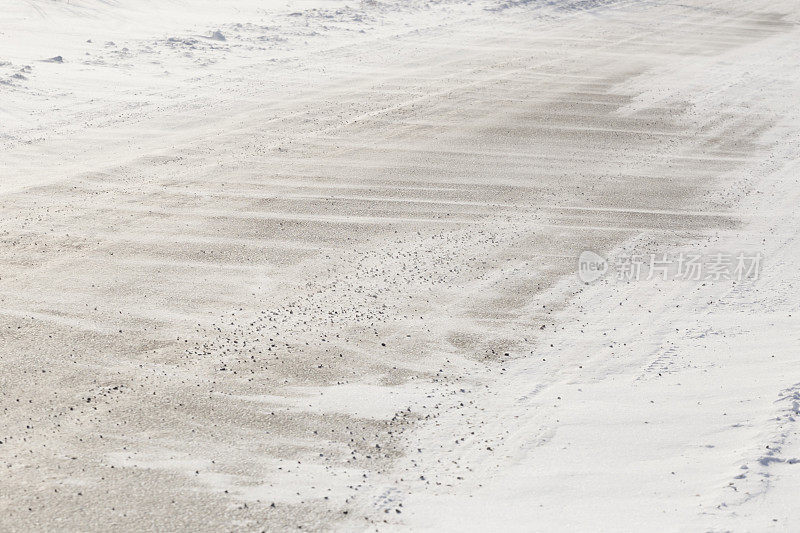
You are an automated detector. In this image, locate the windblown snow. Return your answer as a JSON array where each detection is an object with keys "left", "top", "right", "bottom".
[{"left": 1, "top": 0, "right": 799, "bottom": 530}]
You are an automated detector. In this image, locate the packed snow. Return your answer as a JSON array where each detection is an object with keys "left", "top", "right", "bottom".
[{"left": 1, "top": 0, "right": 799, "bottom": 530}]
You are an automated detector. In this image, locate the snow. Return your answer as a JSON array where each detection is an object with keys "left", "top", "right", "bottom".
[{"left": 2, "top": 0, "right": 800, "bottom": 530}]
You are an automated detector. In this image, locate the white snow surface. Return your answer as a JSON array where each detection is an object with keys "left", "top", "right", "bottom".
[{"left": 2, "top": 0, "right": 800, "bottom": 530}]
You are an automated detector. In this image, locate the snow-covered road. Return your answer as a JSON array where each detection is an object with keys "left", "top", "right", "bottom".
[{"left": 1, "top": 0, "right": 799, "bottom": 530}]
